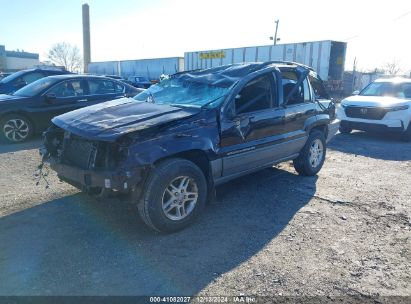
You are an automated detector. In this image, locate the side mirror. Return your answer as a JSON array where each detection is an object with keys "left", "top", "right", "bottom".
[
  {"left": 45, "top": 93, "right": 57, "bottom": 103},
  {"left": 352, "top": 90, "right": 360, "bottom": 95}
]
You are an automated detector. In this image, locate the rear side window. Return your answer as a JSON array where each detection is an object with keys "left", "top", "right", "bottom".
[
  {"left": 281, "top": 71, "right": 311, "bottom": 105},
  {"left": 88, "top": 79, "right": 124, "bottom": 94},
  {"left": 234, "top": 74, "right": 274, "bottom": 115}
]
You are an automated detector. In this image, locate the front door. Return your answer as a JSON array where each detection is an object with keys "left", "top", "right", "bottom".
[
  {"left": 33, "top": 79, "right": 88, "bottom": 130},
  {"left": 220, "top": 73, "right": 287, "bottom": 176},
  {"left": 85, "top": 78, "right": 126, "bottom": 105}
]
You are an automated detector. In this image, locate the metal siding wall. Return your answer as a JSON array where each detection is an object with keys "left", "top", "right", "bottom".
[
  {"left": 244, "top": 47, "right": 257, "bottom": 62},
  {"left": 320, "top": 41, "right": 331, "bottom": 80},
  {"left": 270, "top": 45, "right": 284, "bottom": 61},
  {"left": 295, "top": 43, "right": 307, "bottom": 65},
  {"left": 119, "top": 57, "right": 182, "bottom": 79},
  {"left": 284, "top": 44, "right": 294, "bottom": 61},
  {"left": 233, "top": 48, "right": 244, "bottom": 63},
  {"left": 311, "top": 43, "right": 320, "bottom": 77},
  {"left": 88, "top": 61, "right": 118, "bottom": 75},
  {"left": 257, "top": 46, "right": 270, "bottom": 62},
  {"left": 222, "top": 48, "right": 233, "bottom": 66}
]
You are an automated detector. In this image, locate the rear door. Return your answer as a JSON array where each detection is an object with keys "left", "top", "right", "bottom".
[
  {"left": 281, "top": 69, "right": 315, "bottom": 154},
  {"left": 220, "top": 73, "right": 288, "bottom": 176},
  {"left": 85, "top": 78, "right": 126, "bottom": 105},
  {"left": 34, "top": 78, "right": 88, "bottom": 130}
]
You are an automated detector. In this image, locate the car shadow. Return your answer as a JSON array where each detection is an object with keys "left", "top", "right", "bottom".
[
  {"left": 0, "top": 137, "right": 42, "bottom": 154},
  {"left": 328, "top": 131, "right": 411, "bottom": 161},
  {"left": 0, "top": 167, "right": 317, "bottom": 296}
]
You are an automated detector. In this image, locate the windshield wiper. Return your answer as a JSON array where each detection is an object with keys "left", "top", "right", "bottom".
[{"left": 200, "top": 94, "right": 227, "bottom": 109}]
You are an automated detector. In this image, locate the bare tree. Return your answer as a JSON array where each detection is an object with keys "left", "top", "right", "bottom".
[
  {"left": 384, "top": 59, "right": 402, "bottom": 76},
  {"left": 47, "top": 42, "right": 82, "bottom": 73}
]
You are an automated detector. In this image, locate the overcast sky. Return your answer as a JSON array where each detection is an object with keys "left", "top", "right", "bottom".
[{"left": 2, "top": 0, "right": 411, "bottom": 73}]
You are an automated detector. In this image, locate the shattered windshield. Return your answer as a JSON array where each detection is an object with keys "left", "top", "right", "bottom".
[{"left": 133, "top": 78, "right": 230, "bottom": 108}]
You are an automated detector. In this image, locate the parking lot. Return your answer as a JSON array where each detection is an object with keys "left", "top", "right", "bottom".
[{"left": 0, "top": 132, "right": 410, "bottom": 297}]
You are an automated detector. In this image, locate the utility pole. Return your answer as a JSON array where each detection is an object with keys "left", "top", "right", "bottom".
[
  {"left": 270, "top": 20, "right": 280, "bottom": 45},
  {"left": 82, "top": 3, "right": 91, "bottom": 73},
  {"left": 352, "top": 57, "right": 357, "bottom": 93},
  {"left": 273, "top": 19, "right": 279, "bottom": 45}
]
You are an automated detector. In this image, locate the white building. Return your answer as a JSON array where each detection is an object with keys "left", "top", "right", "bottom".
[{"left": 0, "top": 45, "right": 40, "bottom": 72}]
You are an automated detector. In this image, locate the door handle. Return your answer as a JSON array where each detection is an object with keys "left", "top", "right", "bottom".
[{"left": 77, "top": 99, "right": 88, "bottom": 102}]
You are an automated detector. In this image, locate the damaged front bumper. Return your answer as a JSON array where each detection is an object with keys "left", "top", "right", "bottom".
[
  {"left": 48, "top": 158, "right": 143, "bottom": 193},
  {"left": 326, "top": 118, "right": 340, "bottom": 143}
]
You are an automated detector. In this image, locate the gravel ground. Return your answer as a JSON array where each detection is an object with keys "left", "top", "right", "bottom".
[{"left": 0, "top": 132, "right": 410, "bottom": 300}]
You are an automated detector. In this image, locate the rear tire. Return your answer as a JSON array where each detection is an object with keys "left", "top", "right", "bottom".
[
  {"left": 339, "top": 123, "right": 352, "bottom": 134},
  {"left": 293, "top": 130, "right": 326, "bottom": 176},
  {"left": 137, "top": 158, "right": 207, "bottom": 233},
  {"left": 0, "top": 114, "right": 33, "bottom": 143}
]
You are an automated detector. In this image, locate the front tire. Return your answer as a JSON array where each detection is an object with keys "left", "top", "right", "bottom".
[
  {"left": 0, "top": 114, "right": 33, "bottom": 143},
  {"left": 293, "top": 130, "right": 326, "bottom": 176},
  {"left": 137, "top": 158, "right": 207, "bottom": 233}
]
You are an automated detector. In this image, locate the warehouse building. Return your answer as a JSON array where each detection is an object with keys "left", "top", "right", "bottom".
[
  {"left": 88, "top": 40, "right": 346, "bottom": 94},
  {"left": 0, "top": 45, "right": 40, "bottom": 73},
  {"left": 88, "top": 57, "right": 184, "bottom": 80}
]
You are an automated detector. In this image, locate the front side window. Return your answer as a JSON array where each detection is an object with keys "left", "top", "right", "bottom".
[
  {"left": 48, "top": 80, "right": 85, "bottom": 98},
  {"left": 234, "top": 74, "right": 273, "bottom": 115}
]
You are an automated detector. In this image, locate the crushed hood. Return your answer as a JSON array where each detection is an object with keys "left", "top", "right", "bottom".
[
  {"left": 52, "top": 98, "right": 201, "bottom": 142},
  {"left": 342, "top": 95, "right": 410, "bottom": 107}
]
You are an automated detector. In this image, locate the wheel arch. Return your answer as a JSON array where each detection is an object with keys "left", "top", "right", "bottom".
[{"left": 154, "top": 149, "right": 211, "bottom": 182}]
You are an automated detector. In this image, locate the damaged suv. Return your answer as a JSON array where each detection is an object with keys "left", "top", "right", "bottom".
[{"left": 41, "top": 62, "right": 337, "bottom": 232}]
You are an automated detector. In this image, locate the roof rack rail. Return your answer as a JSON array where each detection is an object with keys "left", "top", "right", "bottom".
[{"left": 262, "top": 61, "right": 314, "bottom": 71}]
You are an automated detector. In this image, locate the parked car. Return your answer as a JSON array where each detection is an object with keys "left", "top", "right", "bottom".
[
  {"left": 127, "top": 76, "right": 152, "bottom": 89},
  {"left": 103, "top": 75, "right": 124, "bottom": 80},
  {"left": 0, "top": 68, "right": 71, "bottom": 94},
  {"left": 338, "top": 78, "right": 411, "bottom": 141},
  {"left": 0, "top": 73, "right": 11, "bottom": 80},
  {"left": 41, "top": 62, "right": 337, "bottom": 232},
  {"left": 0, "top": 75, "right": 141, "bottom": 143}
]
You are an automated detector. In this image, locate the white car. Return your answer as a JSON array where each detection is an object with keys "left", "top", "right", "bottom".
[{"left": 337, "top": 78, "right": 411, "bottom": 141}]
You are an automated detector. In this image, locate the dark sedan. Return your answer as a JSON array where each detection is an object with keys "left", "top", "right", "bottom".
[
  {"left": 127, "top": 76, "right": 152, "bottom": 89},
  {"left": 0, "top": 68, "right": 71, "bottom": 94},
  {"left": 0, "top": 75, "right": 141, "bottom": 143}
]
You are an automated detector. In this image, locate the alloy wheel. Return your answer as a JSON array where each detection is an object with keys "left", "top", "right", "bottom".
[
  {"left": 3, "top": 119, "right": 30, "bottom": 142},
  {"left": 162, "top": 176, "right": 199, "bottom": 221},
  {"left": 309, "top": 139, "right": 324, "bottom": 168}
]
